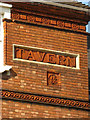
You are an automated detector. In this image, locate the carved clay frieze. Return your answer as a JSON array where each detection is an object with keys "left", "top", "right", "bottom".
[
  {"left": 14, "top": 45, "right": 76, "bottom": 68},
  {"left": 11, "top": 12, "right": 86, "bottom": 32},
  {"left": 1, "top": 90, "right": 90, "bottom": 110}
]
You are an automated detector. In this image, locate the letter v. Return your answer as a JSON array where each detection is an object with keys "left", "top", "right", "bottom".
[{"left": 37, "top": 52, "right": 46, "bottom": 62}]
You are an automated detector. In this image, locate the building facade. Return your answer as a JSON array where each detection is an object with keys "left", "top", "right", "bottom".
[{"left": 0, "top": 1, "right": 90, "bottom": 118}]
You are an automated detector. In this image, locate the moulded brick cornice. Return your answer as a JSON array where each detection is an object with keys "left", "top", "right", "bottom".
[
  {"left": 3, "top": 18, "right": 89, "bottom": 35},
  {"left": 6, "top": 2, "right": 90, "bottom": 23}
]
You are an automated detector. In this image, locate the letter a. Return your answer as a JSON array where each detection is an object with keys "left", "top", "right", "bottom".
[{"left": 27, "top": 50, "right": 35, "bottom": 61}]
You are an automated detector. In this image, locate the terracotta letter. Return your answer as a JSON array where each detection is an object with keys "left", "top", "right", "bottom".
[
  {"left": 36, "top": 52, "right": 46, "bottom": 62},
  {"left": 70, "top": 57, "right": 76, "bottom": 67},
  {"left": 15, "top": 47, "right": 23, "bottom": 59},
  {"left": 21, "top": 49, "right": 29, "bottom": 60},
  {"left": 59, "top": 55, "right": 66, "bottom": 65},
  {"left": 65, "top": 56, "right": 71, "bottom": 66},
  {"left": 47, "top": 53, "right": 56, "bottom": 64},
  {"left": 27, "top": 50, "right": 35, "bottom": 61}
]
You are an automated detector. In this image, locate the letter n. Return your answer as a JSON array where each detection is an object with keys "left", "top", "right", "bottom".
[{"left": 70, "top": 57, "right": 76, "bottom": 67}]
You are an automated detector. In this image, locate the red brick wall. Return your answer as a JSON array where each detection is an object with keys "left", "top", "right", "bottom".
[
  {"left": 2, "top": 100, "right": 89, "bottom": 118},
  {"left": 2, "top": 19, "right": 89, "bottom": 118},
  {"left": 3, "top": 20, "right": 89, "bottom": 99}
]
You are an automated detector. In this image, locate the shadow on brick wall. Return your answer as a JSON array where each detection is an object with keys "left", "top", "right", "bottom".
[{"left": 2, "top": 69, "right": 17, "bottom": 80}]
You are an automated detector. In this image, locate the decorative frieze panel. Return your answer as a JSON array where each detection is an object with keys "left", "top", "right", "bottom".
[
  {"left": 11, "top": 12, "right": 86, "bottom": 32},
  {"left": 13, "top": 45, "right": 79, "bottom": 69},
  {"left": 1, "top": 90, "right": 90, "bottom": 111}
]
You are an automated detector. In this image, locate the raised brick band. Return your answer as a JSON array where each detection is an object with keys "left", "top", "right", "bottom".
[{"left": 1, "top": 90, "right": 90, "bottom": 111}]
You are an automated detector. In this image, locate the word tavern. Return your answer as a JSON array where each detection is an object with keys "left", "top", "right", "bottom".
[{"left": 14, "top": 45, "right": 76, "bottom": 68}]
